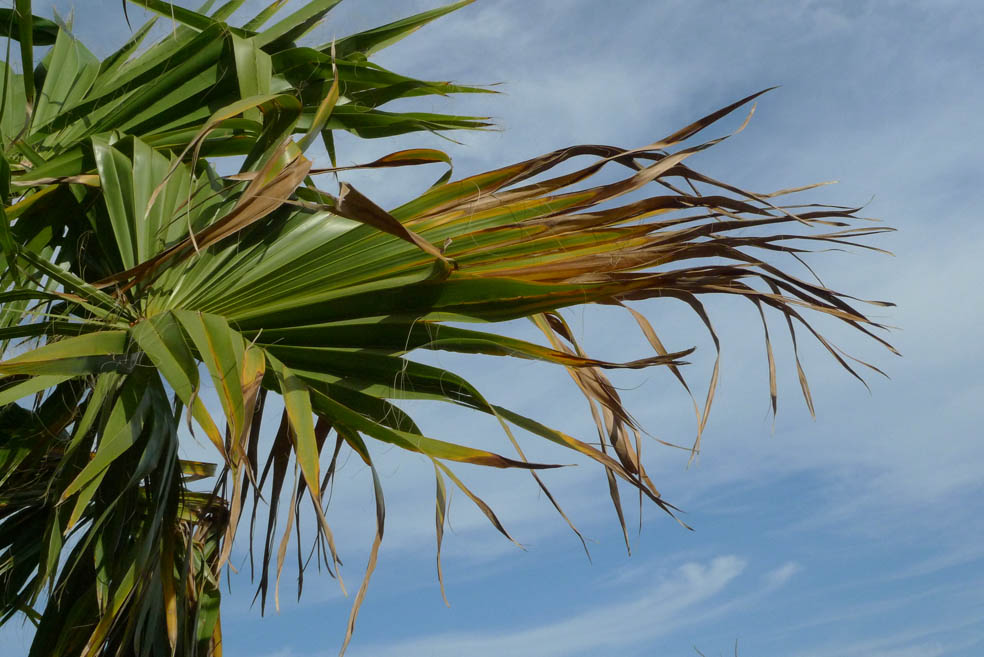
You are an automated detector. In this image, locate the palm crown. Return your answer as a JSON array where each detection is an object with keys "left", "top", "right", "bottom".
[{"left": 0, "top": 1, "right": 893, "bottom": 655}]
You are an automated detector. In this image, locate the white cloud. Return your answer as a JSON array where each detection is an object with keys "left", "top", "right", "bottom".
[
  {"left": 346, "top": 555, "right": 747, "bottom": 657},
  {"left": 764, "top": 561, "right": 802, "bottom": 588}
]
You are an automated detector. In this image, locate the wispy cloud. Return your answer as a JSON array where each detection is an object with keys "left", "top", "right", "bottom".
[
  {"left": 764, "top": 561, "right": 802, "bottom": 588},
  {"left": 790, "top": 613, "right": 984, "bottom": 657},
  {"left": 345, "top": 555, "right": 747, "bottom": 657}
]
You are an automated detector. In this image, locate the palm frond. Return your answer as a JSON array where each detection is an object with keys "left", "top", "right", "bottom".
[{"left": 0, "top": 2, "right": 893, "bottom": 656}]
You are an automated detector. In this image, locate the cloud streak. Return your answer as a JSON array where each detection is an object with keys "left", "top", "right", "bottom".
[{"left": 349, "top": 555, "right": 748, "bottom": 657}]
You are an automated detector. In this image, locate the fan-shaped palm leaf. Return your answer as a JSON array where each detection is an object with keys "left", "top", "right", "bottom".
[{"left": 0, "top": 2, "right": 892, "bottom": 656}]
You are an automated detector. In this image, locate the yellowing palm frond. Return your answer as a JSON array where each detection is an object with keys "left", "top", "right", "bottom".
[{"left": 0, "top": 2, "right": 892, "bottom": 656}]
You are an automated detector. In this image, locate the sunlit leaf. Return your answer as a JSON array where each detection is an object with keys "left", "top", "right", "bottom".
[{"left": 0, "top": 3, "right": 892, "bottom": 656}]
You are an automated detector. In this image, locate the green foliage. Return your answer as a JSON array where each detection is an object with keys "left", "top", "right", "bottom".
[{"left": 0, "top": 2, "right": 892, "bottom": 655}]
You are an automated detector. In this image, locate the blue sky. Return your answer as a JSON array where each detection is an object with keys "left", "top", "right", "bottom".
[{"left": 3, "top": 1, "right": 984, "bottom": 656}]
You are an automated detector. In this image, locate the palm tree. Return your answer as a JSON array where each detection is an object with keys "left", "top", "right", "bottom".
[{"left": 0, "top": 1, "right": 893, "bottom": 655}]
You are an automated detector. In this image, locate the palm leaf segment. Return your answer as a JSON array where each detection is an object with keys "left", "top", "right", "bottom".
[{"left": 0, "top": 1, "right": 894, "bottom": 655}]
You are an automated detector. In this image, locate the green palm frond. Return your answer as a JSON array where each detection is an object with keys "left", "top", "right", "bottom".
[{"left": 0, "top": 2, "right": 893, "bottom": 656}]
